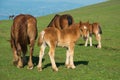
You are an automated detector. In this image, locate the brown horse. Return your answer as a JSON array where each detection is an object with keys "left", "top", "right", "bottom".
[
  {"left": 80, "top": 21, "right": 102, "bottom": 48},
  {"left": 10, "top": 14, "right": 38, "bottom": 69},
  {"left": 47, "top": 14, "right": 74, "bottom": 29},
  {"left": 37, "top": 22, "right": 83, "bottom": 71}
]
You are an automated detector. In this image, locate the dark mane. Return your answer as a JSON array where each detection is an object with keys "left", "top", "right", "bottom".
[{"left": 47, "top": 14, "right": 60, "bottom": 27}]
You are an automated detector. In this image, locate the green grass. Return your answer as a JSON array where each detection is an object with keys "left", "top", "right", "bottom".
[{"left": 0, "top": 0, "right": 120, "bottom": 80}]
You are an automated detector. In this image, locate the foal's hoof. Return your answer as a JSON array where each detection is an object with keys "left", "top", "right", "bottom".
[
  {"left": 71, "top": 65, "right": 76, "bottom": 69},
  {"left": 17, "top": 65, "right": 23, "bottom": 68},
  {"left": 53, "top": 67, "right": 58, "bottom": 72},
  {"left": 27, "top": 66, "right": 33, "bottom": 70},
  {"left": 97, "top": 45, "right": 101, "bottom": 49},
  {"left": 37, "top": 67, "right": 42, "bottom": 72},
  {"left": 66, "top": 64, "right": 76, "bottom": 69}
]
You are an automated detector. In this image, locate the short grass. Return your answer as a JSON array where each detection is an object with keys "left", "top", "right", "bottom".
[{"left": 0, "top": 0, "right": 120, "bottom": 80}]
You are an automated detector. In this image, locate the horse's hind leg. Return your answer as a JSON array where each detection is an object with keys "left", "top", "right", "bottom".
[
  {"left": 48, "top": 42, "right": 58, "bottom": 71},
  {"left": 17, "top": 43, "right": 23, "bottom": 68},
  {"left": 95, "top": 34, "right": 101, "bottom": 48},
  {"left": 37, "top": 42, "right": 46, "bottom": 71},
  {"left": 12, "top": 47, "right": 19, "bottom": 66},
  {"left": 28, "top": 40, "right": 35, "bottom": 69}
]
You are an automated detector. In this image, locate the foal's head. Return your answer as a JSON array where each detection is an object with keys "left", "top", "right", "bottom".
[{"left": 79, "top": 21, "right": 90, "bottom": 40}]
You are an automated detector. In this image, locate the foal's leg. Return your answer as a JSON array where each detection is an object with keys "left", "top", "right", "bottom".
[
  {"left": 85, "top": 37, "right": 89, "bottom": 47},
  {"left": 96, "top": 34, "right": 101, "bottom": 48},
  {"left": 69, "top": 43, "right": 75, "bottom": 69},
  {"left": 48, "top": 43, "right": 58, "bottom": 71},
  {"left": 28, "top": 40, "right": 35, "bottom": 69},
  {"left": 89, "top": 34, "right": 92, "bottom": 47},
  {"left": 37, "top": 42, "right": 46, "bottom": 71},
  {"left": 85, "top": 34, "right": 89, "bottom": 46},
  {"left": 65, "top": 48, "right": 70, "bottom": 68}
]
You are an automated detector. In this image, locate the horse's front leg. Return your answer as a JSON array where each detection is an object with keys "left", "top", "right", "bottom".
[
  {"left": 65, "top": 49, "right": 70, "bottom": 68},
  {"left": 89, "top": 34, "right": 92, "bottom": 47},
  {"left": 69, "top": 43, "right": 75, "bottom": 69},
  {"left": 37, "top": 42, "right": 46, "bottom": 71},
  {"left": 85, "top": 37, "right": 89, "bottom": 47}
]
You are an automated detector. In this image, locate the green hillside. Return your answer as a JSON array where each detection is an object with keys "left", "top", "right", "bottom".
[{"left": 0, "top": 0, "right": 120, "bottom": 80}]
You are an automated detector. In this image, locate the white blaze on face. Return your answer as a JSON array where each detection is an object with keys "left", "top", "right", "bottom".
[{"left": 84, "top": 26, "right": 87, "bottom": 29}]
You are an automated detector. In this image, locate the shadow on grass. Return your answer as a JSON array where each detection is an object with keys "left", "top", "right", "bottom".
[
  {"left": 77, "top": 43, "right": 98, "bottom": 48},
  {"left": 43, "top": 60, "right": 89, "bottom": 70},
  {"left": 25, "top": 56, "right": 45, "bottom": 67}
]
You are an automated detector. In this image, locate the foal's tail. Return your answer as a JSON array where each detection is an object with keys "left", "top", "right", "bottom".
[
  {"left": 98, "top": 25, "right": 102, "bottom": 34},
  {"left": 38, "top": 31, "right": 45, "bottom": 46},
  {"left": 67, "top": 15, "right": 74, "bottom": 25}
]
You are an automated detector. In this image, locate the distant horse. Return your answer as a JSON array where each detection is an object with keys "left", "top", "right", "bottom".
[
  {"left": 10, "top": 14, "right": 38, "bottom": 69},
  {"left": 37, "top": 22, "right": 83, "bottom": 71},
  {"left": 47, "top": 14, "right": 74, "bottom": 29},
  {"left": 9, "top": 15, "right": 15, "bottom": 20},
  {"left": 80, "top": 21, "right": 102, "bottom": 48}
]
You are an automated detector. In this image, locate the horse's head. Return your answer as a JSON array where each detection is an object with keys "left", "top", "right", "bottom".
[{"left": 79, "top": 21, "right": 90, "bottom": 40}]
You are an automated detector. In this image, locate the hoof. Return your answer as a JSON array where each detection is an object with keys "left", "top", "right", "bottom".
[
  {"left": 66, "top": 64, "right": 76, "bottom": 69},
  {"left": 71, "top": 65, "right": 76, "bottom": 69},
  {"left": 66, "top": 64, "right": 70, "bottom": 69},
  {"left": 97, "top": 45, "right": 101, "bottom": 49},
  {"left": 27, "top": 66, "right": 33, "bottom": 70},
  {"left": 53, "top": 67, "right": 58, "bottom": 72},
  {"left": 38, "top": 67, "right": 42, "bottom": 71},
  {"left": 17, "top": 65, "right": 23, "bottom": 68}
]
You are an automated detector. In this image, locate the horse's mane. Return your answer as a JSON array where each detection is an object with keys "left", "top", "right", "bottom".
[{"left": 47, "top": 14, "right": 60, "bottom": 27}]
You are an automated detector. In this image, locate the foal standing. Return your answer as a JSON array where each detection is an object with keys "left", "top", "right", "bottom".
[
  {"left": 80, "top": 21, "right": 102, "bottom": 48},
  {"left": 37, "top": 23, "right": 82, "bottom": 71}
]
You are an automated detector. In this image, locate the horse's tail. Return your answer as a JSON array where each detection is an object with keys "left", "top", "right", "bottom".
[
  {"left": 98, "top": 25, "right": 102, "bottom": 34},
  {"left": 38, "top": 31, "right": 45, "bottom": 46},
  {"left": 19, "top": 17, "right": 28, "bottom": 54},
  {"left": 67, "top": 15, "right": 74, "bottom": 25}
]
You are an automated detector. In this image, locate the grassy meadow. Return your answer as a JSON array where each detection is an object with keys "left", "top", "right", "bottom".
[{"left": 0, "top": 0, "right": 120, "bottom": 80}]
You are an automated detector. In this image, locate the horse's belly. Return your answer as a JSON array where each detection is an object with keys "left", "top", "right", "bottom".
[{"left": 57, "top": 42, "right": 69, "bottom": 48}]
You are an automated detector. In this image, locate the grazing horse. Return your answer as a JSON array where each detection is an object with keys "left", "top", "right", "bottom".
[
  {"left": 37, "top": 22, "right": 83, "bottom": 71},
  {"left": 80, "top": 21, "right": 102, "bottom": 48},
  {"left": 9, "top": 15, "right": 15, "bottom": 20},
  {"left": 47, "top": 14, "right": 74, "bottom": 29},
  {"left": 10, "top": 14, "right": 38, "bottom": 69}
]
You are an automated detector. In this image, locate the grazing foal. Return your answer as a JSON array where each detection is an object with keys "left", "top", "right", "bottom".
[
  {"left": 47, "top": 14, "right": 74, "bottom": 29},
  {"left": 10, "top": 14, "right": 37, "bottom": 69},
  {"left": 80, "top": 21, "right": 102, "bottom": 48},
  {"left": 37, "top": 23, "right": 82, "bottom": 71}
]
